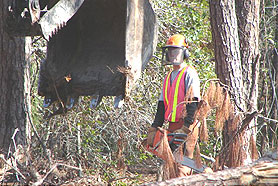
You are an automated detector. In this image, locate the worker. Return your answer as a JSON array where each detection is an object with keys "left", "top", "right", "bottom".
[{"left": 147, "top": 34, "right": 200, "bottom": 159}]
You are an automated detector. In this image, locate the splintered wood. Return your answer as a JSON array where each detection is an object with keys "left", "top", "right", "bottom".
[{"left": 142, "top": 150, "right": 278, "bottom": 186}]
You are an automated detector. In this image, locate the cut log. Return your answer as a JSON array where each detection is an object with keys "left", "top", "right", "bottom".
[{"left": 141, "top": 150, "right": 278, "bottom": 186}]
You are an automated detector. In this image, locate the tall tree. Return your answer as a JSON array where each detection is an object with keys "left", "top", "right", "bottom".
[
  {"left": 0, "top": 0, "right": 31, "bottom": 155},
  {"left": 235, "top": 0, "right": 260, "bottom": 164},
  {"left": 209, "top": 0, "right": 260, "bottom": 167}
]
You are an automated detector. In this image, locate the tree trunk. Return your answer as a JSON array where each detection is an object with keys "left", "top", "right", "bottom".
[
  {"left": 142, "top": 150, "right": 278, "bottom": 186},
  {"left": 0, "top": 0, "right": 31, "bottom": 155},
  {"left": 235, "top": 0, "right": 260, "bottom": 164},
  {"left": 209, "top": 0, "right": 260, "bottom": 167},
  {"left": 209, "top": 0, "right": 244, "bottom": 110}
]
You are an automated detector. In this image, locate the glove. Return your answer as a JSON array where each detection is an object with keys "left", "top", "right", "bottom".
[
  {"left": 173, "top": 125, "right": 191, "bottom": 134},
  {"left": 147, "top": 127, "right": 157, "bottom": 147}
]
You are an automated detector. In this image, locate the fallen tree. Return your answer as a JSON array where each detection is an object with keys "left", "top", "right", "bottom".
[{"left": 141, "top": 150, "right": 278, "bottom": 186}]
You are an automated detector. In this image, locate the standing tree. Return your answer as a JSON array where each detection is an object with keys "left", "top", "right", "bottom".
[
  {"left": 0, "top": 0, "right": 31, "bottom": 156},
  {"left": 209, "top": 0, "right": 260, "bottom": 167}
]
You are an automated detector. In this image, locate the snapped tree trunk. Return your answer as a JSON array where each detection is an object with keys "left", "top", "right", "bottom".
[
  {"left": 0, "top": 0, "right": 31, "bottom": 155},
  {"left": 209, "top": 0, "right": 260, "bottom": 167},
  {"left": 142, "top": 150, "right": 278, "bottom": 186}
]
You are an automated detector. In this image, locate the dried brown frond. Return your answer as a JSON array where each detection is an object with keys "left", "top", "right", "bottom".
[
  {"left": 180, "top": 86, "right": 195, "bottom": 119},
  {"left": 214, "top": 83, "right": 224, "bottom": 108},
  {"left": 215, "top": 108, "right": 224, "bottom": 132},
  {"left": 195, "top": 100, "right": 211, "bottom": 122},
  {"left": 221, "top": 91, "right": 231, "bottom": 120},
  {"left": 229, "top": 102, "right": 235, "bottom": 115},
  {"left": 206, "top": 81, "right": 216, "bottom": 107},
  {"left": 205, "top": 81, "right": 224, "bottom": 109},
  {"left": 156, "top": 129, "right": 196, "bottom": 179},
  {"left": 250, "top": 135, "right": 259, "bottom": 161},
  {"left": 202, "top": 90, "right": 209, "bottom": 103},
  {"left": 225, "top": 114, "right": 245, "bottom": 168},
  {"left": 195, "top": 143, "right": 202, "bottom": 169},
  {"left": 199, "top": 119, "right": 208, "bottom": 142},
  {"left": 174, "top": 145, "right": 195, "bottom": 177},
  {"left": 157, "top": 130, "right": 173, "bottom": 161},
  {"left": 157, "top": 129, "right": 179, "bottom": 180},
  {"left": 215, "top": 90, "right": 231, "bottom": 132},
  {"left": 173, "top": 144, "right": 185, "bottom": 162}
]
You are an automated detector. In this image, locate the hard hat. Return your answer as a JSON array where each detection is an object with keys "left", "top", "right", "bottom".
[
  {"left": 166, "top": 34, "right": 188, "bottom": 47},
  {"left": 161, "top": 34, "right": 190, "bottom": 65}
]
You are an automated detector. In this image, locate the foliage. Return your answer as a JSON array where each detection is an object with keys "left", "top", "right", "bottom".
[
  {"left": 257, "top": 0, "right": 278, "bottom": 154},
  {"left": 1, "top": 0, "right": 277, "bottom": 185},
  {"left": 5, "top": 0, "right": 278, "bottom": 185},
  {"left": 23, "top": 0, "right": 215, "bottom": 185}
]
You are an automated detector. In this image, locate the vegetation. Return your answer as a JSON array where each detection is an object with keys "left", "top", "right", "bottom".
[
  {"left": 257, "top": 0, "right": 278, "bottom": 153},
  {"left": 23, "top": 1, "right": 214, "bottom": 185},
  {"left": 1, "top": 0, "right": 278, "bottom": 185}
]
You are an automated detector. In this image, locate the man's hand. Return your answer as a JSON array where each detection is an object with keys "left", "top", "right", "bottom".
[{"left": 147, "top": 127, "right": 157, "bottom": 147}]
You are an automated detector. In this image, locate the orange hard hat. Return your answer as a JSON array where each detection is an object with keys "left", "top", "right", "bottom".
[
  {"left": 166, "top": 34, "right": 188, "bottom": 48},
  {"left": 161, "top": 34, "right": 190, "bottom": 65}
]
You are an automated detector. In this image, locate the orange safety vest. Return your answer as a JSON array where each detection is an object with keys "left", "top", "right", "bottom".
[{"left": 163, "top": 65, "right": 189, "bottom": 122}]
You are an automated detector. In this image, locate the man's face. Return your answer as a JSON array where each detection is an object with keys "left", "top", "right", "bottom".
[{"left": 166, "top": 47, "right": 184, "bottom": 64}]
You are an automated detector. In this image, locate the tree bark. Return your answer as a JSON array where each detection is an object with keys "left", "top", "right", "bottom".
[
  {"left": 209, "top": 0, "right": 244, "bottom": 110},
  {"left": 209, "top": 0, "right": 260, "bottom": 167},
  {"left": 0, "top": 0, "right": 31, "bottom": 155},
  {"left": 235, "top": 0, "right": 260, "bottom": 164},
  {"left": 142, "top": 151, "right": 278, "bottom": 186}
]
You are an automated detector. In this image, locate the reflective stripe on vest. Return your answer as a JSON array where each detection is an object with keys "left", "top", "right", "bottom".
[
  {"left": 164, "top": 70, "right": 171, "bottom": 106},
  {"left": 163, "top": 66, "right": 189, "bottom": 122}
]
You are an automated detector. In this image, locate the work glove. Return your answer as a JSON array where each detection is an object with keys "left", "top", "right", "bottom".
[{"left": 147, "top": 127, "right": 157, "bottom": 147}]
